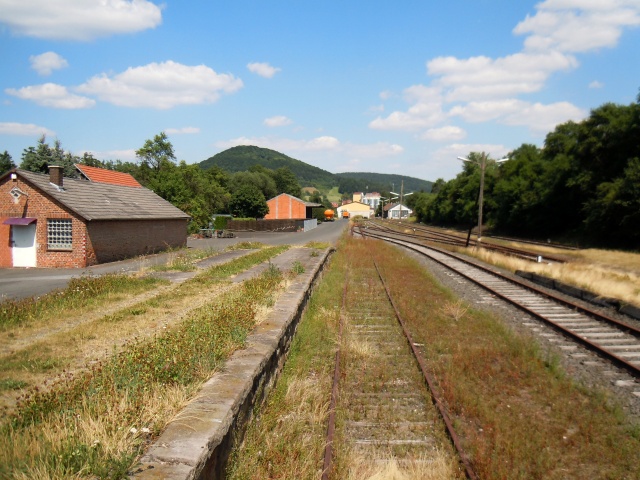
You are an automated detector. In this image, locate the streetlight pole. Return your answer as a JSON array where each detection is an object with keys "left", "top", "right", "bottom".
[{"left": 457, "top": 153, "right": 508, "bottom": 243}]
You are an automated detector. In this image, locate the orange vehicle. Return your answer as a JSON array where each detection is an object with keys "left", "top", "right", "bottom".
[
  {"left": 324, "top": 209, "right": 335, "bottom": 221},
  {"left": 342, "top": 211, "right": 349, "bottom": 219}
]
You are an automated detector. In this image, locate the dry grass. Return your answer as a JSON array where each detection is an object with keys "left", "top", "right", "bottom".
[
  {"left": 0, "top": 245, "right": 294, "bottom": 478},
  {"left": 441, "top": 300, "right": 469, "bottom": 322},
  {"left": 1, "top": 265, "right": 287, "bottom": 479},
  {"left": 460, "top": 246, "right": 640, "bottom": 307},
  {"left": 345, "top": 335, "right": 375, "bottom": 359},
  {"left": 9, "top": 384, "right": 193, "bottom": 480},
  {"left": 380, "top": 221, "right": 640, "bottom": 307},
  {"left": 346, "top": 454, "right": 458, "bottom": 480}
]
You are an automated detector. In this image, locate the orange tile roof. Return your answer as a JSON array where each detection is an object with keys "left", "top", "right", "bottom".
[{"left": 75, "top": 164, "right": 142, "bottom": 188}]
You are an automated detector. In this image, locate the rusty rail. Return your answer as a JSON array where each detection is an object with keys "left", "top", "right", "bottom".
[
  {"left": 374, "top": 260, "right": 479, "bottom": 480},
  {"left": 321, "top": 271, "right": 348, "bottom": 479}
]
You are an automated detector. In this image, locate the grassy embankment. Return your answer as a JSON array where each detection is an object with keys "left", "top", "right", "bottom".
[
  {"left": 228, "top": 234, "right": 640, "bottom": 479},
  {"left": 0, "top": 244, "right": 290, "bottom": 479}
]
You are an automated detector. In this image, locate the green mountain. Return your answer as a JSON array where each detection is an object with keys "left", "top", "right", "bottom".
[
  {"left": 199, "top": 145, "right": 335, "bottom": 188},
  {"left": 199, "top": 145, "right": 433, "bottom": 193},
  {"left": 335, "top": 172, "right": 433, "bottom": 194}
]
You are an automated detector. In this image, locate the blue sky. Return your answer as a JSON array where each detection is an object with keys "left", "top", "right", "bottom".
[{"left": 1, "top": 1, "right": 639, "bottom": 182}]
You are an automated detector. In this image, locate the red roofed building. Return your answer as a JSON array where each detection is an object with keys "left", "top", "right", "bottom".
[
  {"left": 75, "top": 164, "right": 142, "bottom": 188},
  {"left": 0, "top": 165, "right": 189, "bottom": 268}
]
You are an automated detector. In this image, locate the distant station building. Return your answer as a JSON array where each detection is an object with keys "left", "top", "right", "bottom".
[
  {"left": 336, "top": 201, "right": 373, "bottom": 219},
  {"left": 384, "top": 202, "right": 413, "bottom": 220}
]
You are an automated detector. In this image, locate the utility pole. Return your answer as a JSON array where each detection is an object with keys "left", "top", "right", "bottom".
[
  {"left": 400, "top": 180, "right": 404, "bottom": 220},
  {"left": 477, "top": 154, "right": 486, "bottom": 241},
  {"left": 457, "top": 153, "right": 508, "bottom": 242}
]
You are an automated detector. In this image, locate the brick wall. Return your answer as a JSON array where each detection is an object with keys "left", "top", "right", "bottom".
[
  {"left": 0, "top": 218, "right": 11, "bottom": 267},
  {"left": 0, "top": 176, "right": 87, "bottom": 268},
  {"left": 87, "top": 219, "right": 188, "bottom": 263},
  {"left": 265, "top": 195, "right": 307, "bottom": 220},
  {"left": 0, "top": 175, "right": 188, "bottom": 268}
]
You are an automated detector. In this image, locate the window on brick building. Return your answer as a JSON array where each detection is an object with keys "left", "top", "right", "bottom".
[{"left": 47, "top": 219, "right": 73, "bottom": 250}]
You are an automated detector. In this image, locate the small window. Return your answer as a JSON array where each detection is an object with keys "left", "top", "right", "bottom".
[{"left": 47, "top": 219, "right": 73, "bottom": 250}]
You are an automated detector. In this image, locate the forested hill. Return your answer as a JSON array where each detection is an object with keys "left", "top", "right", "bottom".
[
  {"left": 198, "top": 145, "right": 433, "bottom": 193},
  {"left": 336, "top": 172, "right": 433, "bottom": 194},
  {"left": 199, "top": 145, "right": 336, "bottom": 188}
]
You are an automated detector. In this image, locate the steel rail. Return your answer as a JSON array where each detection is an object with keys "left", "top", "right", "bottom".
[
  {"left": 363, "top": 228, "right": 640, "bottom": 337},
  {"left": 321, "top": 271, "right": 348, "bottom": 480},
  {"left": 362, "top": 230, "right": 640, "bottom": 379},
  {"left": 373, "top": 260, "right": 479, "bottom": 480},
  {"left": 368, "top": 220, "right": 568, "bottom": 263}
]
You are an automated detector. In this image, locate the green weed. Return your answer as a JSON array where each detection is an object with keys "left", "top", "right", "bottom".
[
  {"left": 0, "top": 275, "right": 165, "bottom": 331},
  {"left": 1, "top": 266, "right": 285, "bottom": 478}
]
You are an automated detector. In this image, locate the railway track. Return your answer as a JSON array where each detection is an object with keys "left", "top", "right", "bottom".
[
  {"left": 366, "top": 220, "right": 569, "bottom": 264},
  {"left": 359, "top": 228, "right": 640, "bottom": 380},
  {"left": 322, "top": 252, "right": 472, "bottom": 479}
]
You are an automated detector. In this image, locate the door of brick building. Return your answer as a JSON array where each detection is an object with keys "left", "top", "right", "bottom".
[{"left": 11, "top": 224, "right": 37, "bottom": 267}]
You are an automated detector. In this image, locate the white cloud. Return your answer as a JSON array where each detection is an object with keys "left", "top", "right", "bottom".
[
  {"left": 247, "top": 62, "right": 281, "bottom": 78},
  {"left": 77, "top": 61, "right": 243, "bottom": 109},
  {"left": 264, "top": 115, "right": 292, "bottom": 127},
  {"left": 29, "top": 52, "right": 68, "bottom": 76},
  {"left": 449, "top": 99, "right": 527, "bottom": 123},
  {"left": 421, "top": 126, "right": 467, "bottom": 142},
  {"left": 0, "top": 0, "right": 163, "bottom": 41},
  {"left": 164, "top": 127, "right": 200, "bottom": 135},
  {"left": 449, "top": 98, "right": 586, "bottom": 134},
  {"left": 0, "top": 121, "right": 54, "bottom": 136},
  {"left": 427, "top": 51, "right": 578, "bottom": 102},
  {"left": 369, "top": 85, "right": 446, "bottom": 131},
  {"left": 5, "top": 83, "right": 95, "bottom": 109},
  {"left": 369, "top": 1, "right": 625, "bottom": 140},
  {"left": 589, "top": 80, "right": 604, "bottom": 88},
  {"left": 502, "top": 101, "right": 587, "bottom": 133},
  {"left": 514, "top": 0, "right": 640, "bottom": 53}
]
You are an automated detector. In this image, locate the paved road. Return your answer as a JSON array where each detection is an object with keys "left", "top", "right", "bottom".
[{"left": 0, "top": 220, "right": 349, "bottom": 301}]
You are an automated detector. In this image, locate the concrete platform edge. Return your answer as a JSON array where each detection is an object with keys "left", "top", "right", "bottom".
[{"left": 129, "top": 246, "right": 335, "bottom": 480}]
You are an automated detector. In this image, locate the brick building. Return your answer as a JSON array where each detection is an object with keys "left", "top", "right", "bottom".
[
  {"left": 264, "top": 193, "right": 321, "bottom": 220},
  {"left": 0, "top": 166, "right": 189, "bottom": 268}
]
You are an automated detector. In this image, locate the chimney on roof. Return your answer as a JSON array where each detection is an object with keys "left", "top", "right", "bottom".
[{"left": 49, "top": 165, "right": 63, "bottom": 188}]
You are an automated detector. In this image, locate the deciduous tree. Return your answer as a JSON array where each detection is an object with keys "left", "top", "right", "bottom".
[
  {"left": 228, "top": 184, "right": 268, "bottom": 218},
  {"left": 135, "top": 132, "right": 175, "bottom": 171}
]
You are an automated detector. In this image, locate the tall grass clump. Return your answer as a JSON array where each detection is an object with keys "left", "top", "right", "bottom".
[
  {"left": 0, "top": 267, "right": 284, "bottom": 479},
  {"left": 0, "top": 275, "right": 164, "bottom": 331}
]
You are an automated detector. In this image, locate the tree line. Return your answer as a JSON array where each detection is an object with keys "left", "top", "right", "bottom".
[
  {"left": 409, "top": 94, "right": 640, "bottom": 248},
  {"left": 1, "top": 132, "right": 303, "bottom": 233}
]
